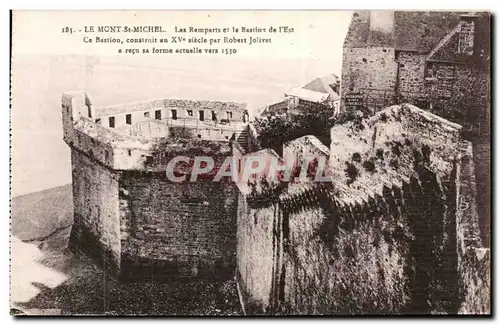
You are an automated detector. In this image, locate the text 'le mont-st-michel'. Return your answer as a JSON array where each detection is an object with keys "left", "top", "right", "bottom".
[
  {"left": 77, "top": 25, "right": 294, "bottom": 46},
  {"left": 81, "top": 25, "right": 294, "bottom": 34}
]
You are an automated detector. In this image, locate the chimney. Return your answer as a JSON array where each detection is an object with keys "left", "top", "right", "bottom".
[
  {"left": 458, "top": 13, "right": 477, "bottom": 55},
  {"left": 368, "top": 11, "right": 395, "bottom": 46}
]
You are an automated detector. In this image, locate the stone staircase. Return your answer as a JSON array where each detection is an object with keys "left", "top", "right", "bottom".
[{"left": 235, "top": 126, "right": 249, "bottom": 152}]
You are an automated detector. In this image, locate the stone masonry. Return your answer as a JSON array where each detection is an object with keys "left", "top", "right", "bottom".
[
  {"left": 235, "top": 104, "right": 490, "bottom": 315},
  {"left": 340, "top": 10, "right": 491, "bottom": 249},
  {"left": 340, "top": 11, "right": 490, "bottom": 129},
  {"left": 63, "top": 91, "right": 247, "bottom": 281}
]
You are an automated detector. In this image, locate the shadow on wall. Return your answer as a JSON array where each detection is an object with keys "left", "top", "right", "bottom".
[
  {"left": 10, "top": 184, "right": 243, "bottom": 316},
  {"left": 236, "top": 156, "right": 488, "bottom": 315}
]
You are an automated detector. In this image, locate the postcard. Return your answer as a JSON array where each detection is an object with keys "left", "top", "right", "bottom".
[{"left": 10, "top": 10, "right": 491, "bottom": 316}]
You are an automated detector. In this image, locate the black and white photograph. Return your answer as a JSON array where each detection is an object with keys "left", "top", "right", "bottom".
[{"left": 9, "top": 9, "right": 491, "bottom": 316}]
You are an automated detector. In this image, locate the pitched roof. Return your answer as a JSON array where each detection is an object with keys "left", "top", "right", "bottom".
[
  {"left": 344, "top": 11, "right": 468, "bottom": 53},
  {"left": 302, "top": 74, "right": 340, "bottom": 101},
  {"left": 394, "top": 11, "right": 464, "bottom": 52},
  {"left": 285, "top": 87, "right": 330, "bottom": 103}
]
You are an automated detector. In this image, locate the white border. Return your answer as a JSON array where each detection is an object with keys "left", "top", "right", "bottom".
[{"left": 2, "top": 1, "right": 497, "bottom": 324}]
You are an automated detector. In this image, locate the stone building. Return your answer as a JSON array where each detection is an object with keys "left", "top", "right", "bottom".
[
  {"left": 235, "top": 104, "right": 490, "bottom": 315},
  {"left": 301, "top": 73, "right": 341, "bottom": 113},
  {"left": 259, "top": 73, "right": 341, "bottom": 117},
  {"left": 62, "top": 91, "right": 248, "bottom": 281},
  {"left": 284, "top": 87, "right": 332, "bottom": 113},
  {"left": 340, "top": 11, "right": 491, "bottom": 249},
  {"left": 340, "top": 11, "right": 490, "bottom": 130},
  {"left": 62, "top": 90, "right": 489, "bottom": 313}
]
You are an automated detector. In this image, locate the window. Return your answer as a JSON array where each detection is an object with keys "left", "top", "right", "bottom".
[
  {"left": 187, "top": 110, "right": 193, "bottom": 117},
  {"left": 126, "top": 114, "right": 132, "bottom": 125},
  {"left": 211, "top": 111, "right": 217, "bottom": 121},
  {"left": 144, "top": 112, "right": 150, "bottom": 118},
  {"left": 198, "top": 110, "right": 205, "bottom": 121},
  {"left": 180, "top": 197, "right": 205, "bottom": 204},
  {"left": 426, "top": 62, "right": 435, "bottom": 78},
  {"left": 155, "top": 110, "right": 162, "bottom": 120},
  {"left": 128, "top": 149, "right": 132, "bottom": 156},
  {"left": 104, "top": 150, "right": 109, "bottom": 160},
  {"left": 109, "top": 116, "right": 115, "bottom": 128},
  {"left": 226, "top": 111, "right": 233, "bottom": 119},
  {"left": 95, "top": 118, "right": 101, "bottom": 124},
  {"left": 171, "top": 109, "right": 177, "bottom": 120}
]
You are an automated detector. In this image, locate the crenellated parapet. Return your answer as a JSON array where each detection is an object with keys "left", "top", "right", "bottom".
[
  {"left": 236, "top": 102, "right": 484, "bottom": 314},
  {"left": 63, "top": 90, "right": 248, "bottom": 281},
  {"left": 62, "top": 91, "right": 248, "bottom": 171}
]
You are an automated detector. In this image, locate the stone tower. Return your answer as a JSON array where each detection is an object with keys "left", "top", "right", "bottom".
[{"left": 62, "top": 90, "right": 249, "bottom": 281}]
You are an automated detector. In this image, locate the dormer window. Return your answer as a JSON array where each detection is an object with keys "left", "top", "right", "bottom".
[{"left": 187, "top": 110, "right": 193, "bottom": 117}]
